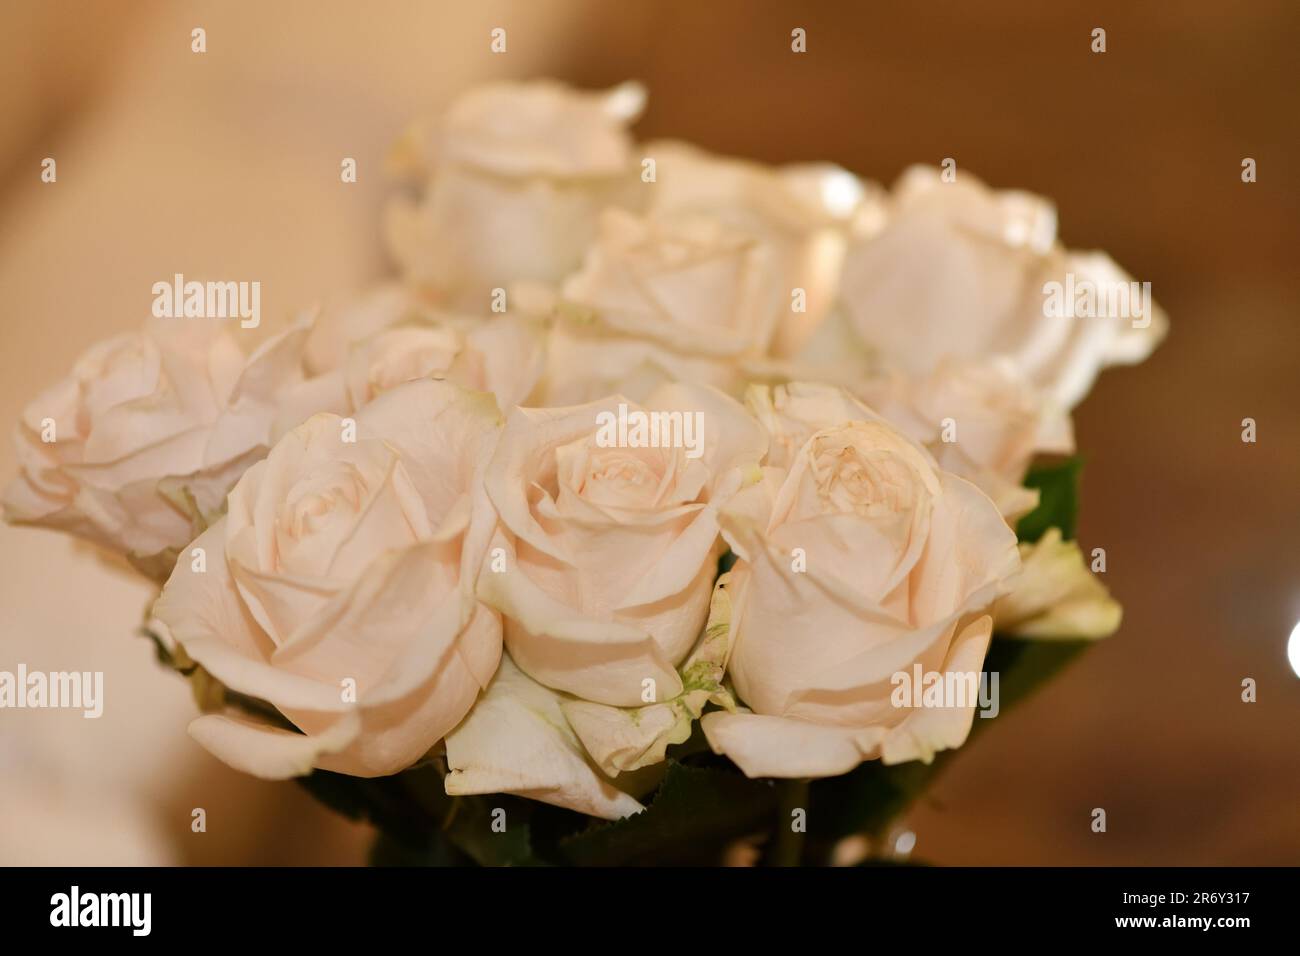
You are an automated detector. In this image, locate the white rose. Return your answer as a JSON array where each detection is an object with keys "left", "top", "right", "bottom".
[
  {"left": 3, "top": 318, "right": 320, "bottom": 576},
  {"left": 642, "top": 140, "right": 882, "bottom": 357},
  {"left": 151, "top": 380, "right": 505, "bottom": 778},
  {"left": 839, "top": 166, "right": 1167, "bottom": 409},
  {"left": 702, "top": 383, "right": 1020, "bottom": 777},
  {"left": 385, "top": 81, "right": 646, "bottom": 309},
  {"left": 444, "top": 384, "right": 766, "bottom": 814},
  {"left": 541, "top": 209, "right": 784, "bottom": 403},
  {"left": 304, "top": 284, "right": 545, "bottom": 413}
]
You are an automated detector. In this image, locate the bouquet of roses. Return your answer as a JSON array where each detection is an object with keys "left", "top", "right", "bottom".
[{"left": 3, "top": 80, "right": 1165, "bottom": 866}]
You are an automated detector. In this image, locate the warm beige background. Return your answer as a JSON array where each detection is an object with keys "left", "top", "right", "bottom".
[{"left": 1, "top": 0, "right": 1296, "bottom": 865}]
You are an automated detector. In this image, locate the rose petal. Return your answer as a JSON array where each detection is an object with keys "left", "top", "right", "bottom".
[
  {"left": 702, "top": 711, "right": 885, "bottom": 779},
  {"left": 187, "top": 710, "right": 361, "bottom": 781},
  {"left": 445, "top": 656, "right": 643, "bottom": 820}
]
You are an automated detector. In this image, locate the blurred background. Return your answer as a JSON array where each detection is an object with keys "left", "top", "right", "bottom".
[{"left": 1, "top": 0, "right": 1296, "bottom": 865}]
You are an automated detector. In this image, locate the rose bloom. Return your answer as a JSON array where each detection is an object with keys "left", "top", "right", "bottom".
[
  {"left": 642, "top": 139, "right": 883, "bottom": 358},
  {"left": 303, "top": 283, "right": 545, "bottom": 413},
  {"left": 541, "top": 208, "right": 785, "bottom": 403},
  {"left": 151, "top": 380, "right": 504, "bottom": 778},
  {"left": 443, "top": 384, "right": 766, "bottom": 815},
  {"left": 702, "top": 383, "right": 1020, "bottom": 777},
  {"left": 385, "top": 80, "right": 647, "bottom": 310},
  {"left": 3, "top": 318, "right": 320, "bottom": 577},
  {"left": 838, "top": 165, "right": 1167, "bottom": 410},
  {"left": 857, "top": 357, "right": 1074, "bottom": 520}
]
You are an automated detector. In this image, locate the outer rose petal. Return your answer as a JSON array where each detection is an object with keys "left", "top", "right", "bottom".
[
  {"left": 351, "top": 380, "right": 502, "bottom": 522},
  {"left": 153, "top": 520, "right": 361, "bottom": 714},
  {"left": 1028, "top": 251, "right": 1170, "bottom": 410},
  {"left": 479, "top": 542, "right": 684, "bottom": 706},
  {"left": 702, "top": 711, "right": 885, "bottom": 779},
  {"left": 206, "top": 316, "right": 314, "bottom": 465},
  {"left": 445, "top": 656, "right": 643, "bottom": 820},
  {"left": 271, "top": 540, "right": 482, "bottom": 705},
  {"left": 880, "top": 615, "right": 993, "bottom": 764},
  {"left": 303, "top": 604, "right": 501, "bottom": 777},
  {"left": 426, "top": 80, "right": 645, "bottom": 179},
  {"left": 909, "top": 472, "right": 1021, "bottom": 626},
  {"left": 723, "top": 519, "right": 933, "bottom": 719},
  {"left": 705, "top": 616, "right": 995, "bottom": 776},
  {"left": 855, "top": 358, "right": 1073, "bottom": 521},
  {"left": 187, "top": 710, "right": 361, "bottom": 781},
  {"left": 153, "top": 379, "right": 507, "bottom": 779},
  {"left": 152, "top": 521, "right": 271, "bottom": 672}
]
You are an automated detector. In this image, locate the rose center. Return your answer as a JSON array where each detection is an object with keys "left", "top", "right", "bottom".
[
  {"left": 279, "top": 462, "right": 369, "bottom": 540},
  {"left": 811, "top": 443, "right": 918, "bottom": 517},
  {"left": 578, "top": 449, "right": 664, "bottom": 507}
]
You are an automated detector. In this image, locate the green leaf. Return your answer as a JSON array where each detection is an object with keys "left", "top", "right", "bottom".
[
  {"left": 442, "top": 794, "right": 538, "bottom": 866},
  {"left": 560, "top": 761, "right": 778, "bottom": 865},
  {"left": 1016, "top": 456, "right": 1083, "bottom": 542}
]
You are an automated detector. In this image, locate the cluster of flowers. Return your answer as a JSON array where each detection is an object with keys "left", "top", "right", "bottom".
[{"left": 3, "top": 81, "right": 1165, "bottom": 819}]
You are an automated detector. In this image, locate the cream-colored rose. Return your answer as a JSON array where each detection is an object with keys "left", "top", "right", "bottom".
[
  {"left": 858, "top": 357, "right": 1074, "bottom": 520},
  {"left": 385, "top": 81, "right": 646, "bottom": 309},
  {"left": 701, "top": 383, "right": 1020, "bottom": 777},
  {"left": 839, "top": 166, "right": 1167, "bottom": 409},
  {"left": 994, "top": 527, "right": 1120, "bottom": 639},
  {"left": 150, "top": 379, "right": 504, "bottom": 779},
  {"left": 3, "top": 318, "right": 321, "bottom": 576},
  {"left": 541, "top": 209, "right": 785, "bottom": 403},
  {"left": 445, "top": 384, "right": 766, "bottom": 812},
  {"left": 642, "top": 140, "right": 882, "bottom": 357},
  {"left": 303, "top": 284, "right": 545, "bottom": 413}
]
